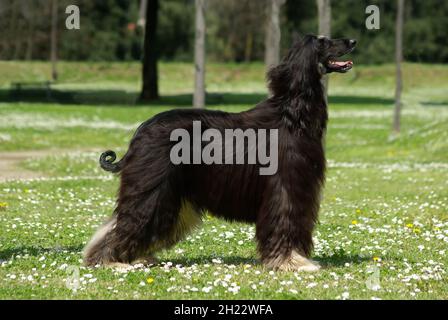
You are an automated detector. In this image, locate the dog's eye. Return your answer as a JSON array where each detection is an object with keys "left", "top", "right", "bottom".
[
  {"left": 318, "top": 38, "right": 331, "bottom": 49},
  {"left": 317, "top": 36, "right": 327, "bottom": 46}
]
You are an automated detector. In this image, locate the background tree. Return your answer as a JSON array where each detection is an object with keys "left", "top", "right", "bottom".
[
  {"left": 138, "top": 0, "right": 147, "bottom": 28},
  {"left": 193, "top": 0, "right": 206, "bottom": 108},
  {"left": 50, "top": 0, "right": 58, "bottom": 81},
  {"left": 0, "top": 0, "right": 447, "bottom": 65},
  {"left": 23, "top": 0, "right": 36, "bottom": 60},
  {"left": 207, "top": 0, "right": 266, "bottom": 62},
  {"left": 317, "top": 0, "right": 331, "bottom": 96},
  {"left": 265, "top": 0, "right": 286, "bottom": 70},
  {"left": 393, "top": 0, "right": 405, "bottom": 133},
  {"left": 139, "top": 0, "right": 159, "bottom": 102},
  {"left": 9, "top": 0, "right": 20, "bottom": 60}
]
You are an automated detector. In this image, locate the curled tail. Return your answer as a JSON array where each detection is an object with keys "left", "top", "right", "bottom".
[{"left": 99, "top": 150, "right": 123, "bottom": 173}]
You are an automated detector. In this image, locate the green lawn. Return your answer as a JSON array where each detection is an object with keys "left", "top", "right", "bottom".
[{"left": 0, "top": 62, "right": 447, "bottom": 299}]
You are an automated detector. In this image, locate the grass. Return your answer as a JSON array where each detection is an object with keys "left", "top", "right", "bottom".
[{"left": 0, "top": 61, "right": 447, "bottom": 299}]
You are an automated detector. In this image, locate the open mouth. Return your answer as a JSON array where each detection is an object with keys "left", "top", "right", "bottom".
[
  {"left": 326, "top": 59, "right": 353, "bottom": 73},
  {"left": 325, "top": 45, "right": 356, "bottom": 73}
]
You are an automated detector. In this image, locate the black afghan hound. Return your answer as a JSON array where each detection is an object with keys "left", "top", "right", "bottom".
[{"left": 84, "top": 35, "right": 356, "bottom": 271}]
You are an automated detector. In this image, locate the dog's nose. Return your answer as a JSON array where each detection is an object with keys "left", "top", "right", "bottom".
[{"left": 349, "top": 39, "right": 357, "bottom": 46}]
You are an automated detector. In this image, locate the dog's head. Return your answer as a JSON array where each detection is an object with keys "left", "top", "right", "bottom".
[
  {"left": 268, "top": 34, "right": 356, "bottom": 96},
  {"left": 314, "top": 35, "right": 356, "bottom": 74},
  {"left": 289, "top": 34, "right": 357, "bottom": 74}
]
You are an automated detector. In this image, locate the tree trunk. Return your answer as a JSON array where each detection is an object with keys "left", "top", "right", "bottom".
[
  {"left": 10, "top": 1, "right": 19, "bottom": 59},
  {"left": 139, "top": 0, "right": 159, "bottom": 102},
  {"left": 193, "top": 0, "right": 206, "bottom": 108},
  {"left": 317, "top": 0, "right": 331, "bottom": 97},
  {"left": 264, "top": 0, "right": 285, "bottom": 71},
  {"left": 138, "top": 0, "right": 148, "bottom": 28},
  {"left": 26, "top": 5, "right": 35, "bottom": 60},
  {"left": 244, "top": 32, "right": 253, "bottom": 63},
  {"left": 50, "top": 0, "right": 58, "bottom": 81},
  {"left": 393, "top": 0, "right": 404, "bottom": 133}
]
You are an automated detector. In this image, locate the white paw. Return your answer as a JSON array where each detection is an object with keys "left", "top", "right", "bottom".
[
  {"left": 297, "top": 263, "right": 321, "bottom": 272},
  {"left": 105, "top": 262, "right": 133, "bottom": 272},
  {"left": 132, "top": 256, "right": 159, "bottom": 267}
]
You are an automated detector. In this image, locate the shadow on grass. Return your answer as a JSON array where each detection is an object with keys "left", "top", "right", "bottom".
[
  {"left": 0, "top": 245, "right": 84, "bottom": 261},
  {"left": 329, "top": 95, "right": 393, "bottom": 105},
  {"left": 0, "top": 88, "right": 265, "bottom": 107},
  {"left": 421, "top": 101, "right": 448, "bottom": 107},
  {"left": 316, "top": 253, "right": 371, "bottom": 268},
  {"left": 1, "top": 87, "right": 394, "bottom": 107},
  {"left": 1, "top": 245, "right": 372, "bottom": 270},
  {"left": 162, "top": 253, "right": 371, "bottom": 269},
  {"left": 162, "top": 255, "right": 259, "bottom": 267}
]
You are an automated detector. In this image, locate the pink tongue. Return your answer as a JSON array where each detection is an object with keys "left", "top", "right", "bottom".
[{"left": 333, "top": 60, "right": 352, "bottom": 66}]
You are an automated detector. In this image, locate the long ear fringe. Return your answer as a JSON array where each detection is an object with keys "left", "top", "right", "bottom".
[
  {"left": 267, "top": 35, "right": 320, "bottom": 97},
  {"left": 267, "top": 63, "right": 291, "bottom": 97}
]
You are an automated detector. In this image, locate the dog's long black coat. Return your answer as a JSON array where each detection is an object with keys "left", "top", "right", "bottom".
[{"left": 84, "top": 35, "right": 356, "bottom": 269}]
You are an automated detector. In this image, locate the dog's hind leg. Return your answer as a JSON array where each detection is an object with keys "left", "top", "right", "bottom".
[
  {"left": 82, "top": 215, "right": 119, "bottom": 266},
  {"left": 116, "top": 199, "right": 202, "bottom": 267},
  {"left": 83, "top": 184, "right": 177, "bottom": 266},
  {"left": 83, "top": 180, "right": 202, "bottom": 267},
  {"left": 136, "top": 199, "right": 203, "bottom": 260}
]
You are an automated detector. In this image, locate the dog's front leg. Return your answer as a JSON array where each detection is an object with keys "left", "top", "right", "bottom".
[{"left": 256, "top": 185, "right": 321, "bottom": 272}]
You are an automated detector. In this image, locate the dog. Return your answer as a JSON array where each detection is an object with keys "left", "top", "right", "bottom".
[{"left": 83, "top": 35, "right": 356, "bottom": 271}]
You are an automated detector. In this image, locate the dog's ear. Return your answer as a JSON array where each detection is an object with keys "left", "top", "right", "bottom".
[
  {"left": 267, "top": 62, "right": 291, "bottom": 97},
  {"left": 288, "top": 36, "right": 321, "bottom": 91}
]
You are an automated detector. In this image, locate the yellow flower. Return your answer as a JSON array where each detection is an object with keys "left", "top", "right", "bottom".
[
  {"left": 351, "top": 220, "right": 358, "bottom": 225},
  {"left": 356, "top": 209, "right": 361, "bottom": 214},
  {"left": 146, "top": 277, "right": 154, "bottom": 284},
  {"left": 373, "top": 256, "right": 381, "bottom": 262},
  {"left": 406, "top": 223, "right": 413, "bottom": 228},
  {"left": 413, "top": 228, "right": 421, "bottom": 234},
  {"left": 0, "top": 202, "right": 8, "bottom": 210}
]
